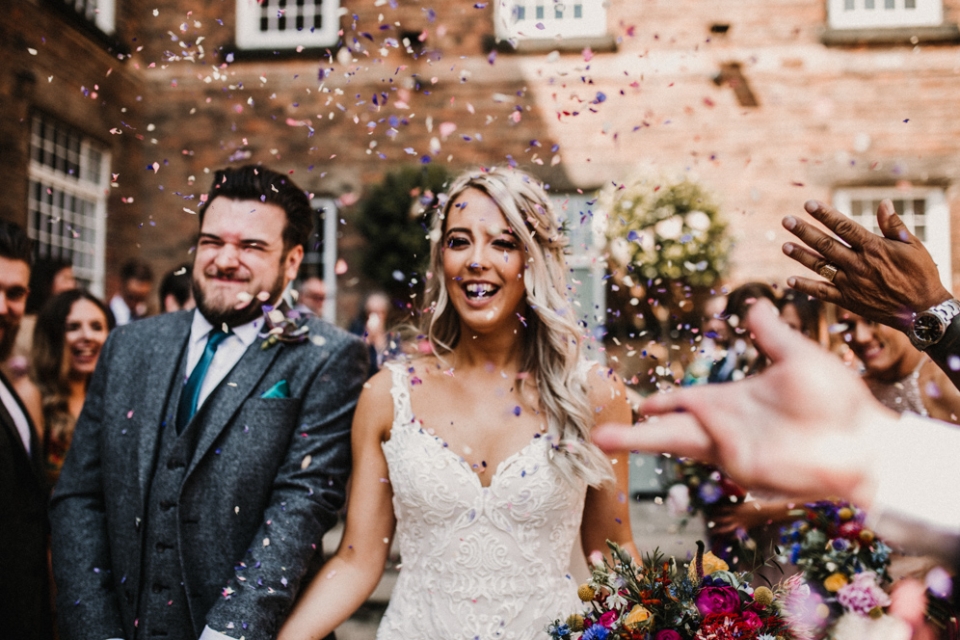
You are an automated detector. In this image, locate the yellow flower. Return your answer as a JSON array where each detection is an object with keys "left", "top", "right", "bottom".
[
  {"left": 838, "top": 507, "right": 854, "bottom": 521},
  {"left": 624, "top": 605, "right": 653, "bottom": 631},
  {"left": 577, "top": 584, "right": 596, "bottom": 602},
  {"left": 753, "top": 586, "right": 774, "bottom": 606},
  {"left": 824, "top": 573, "right": 849, "bottom": 592},
  {"left": 687, "top": 551, "right": 729, "bottom": 581},
  {"left": 566, "top": 614, "right": 585, "bottom": 632}
]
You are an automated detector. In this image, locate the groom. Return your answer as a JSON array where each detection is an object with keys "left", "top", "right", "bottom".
[{"left": 50, "top": 166, "right": 368, "bottom": 640}]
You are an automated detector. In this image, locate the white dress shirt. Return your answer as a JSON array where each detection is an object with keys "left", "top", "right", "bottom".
[
  {"left": 186, "top": 311, "right": 263, "bottom": 411},
  {"left": 0, "top": 377, "right": 31, "bottom": 455},
  {"left": 105, "top": 312, "right": 263, "bottom": 640},
  {"left": 109, "top": 295, "right": 133, "bottom": 327}
]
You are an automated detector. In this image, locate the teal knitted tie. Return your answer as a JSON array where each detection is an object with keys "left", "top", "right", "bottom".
[{"left": 177, "top": 328, "right": 231, "bottom": 434}]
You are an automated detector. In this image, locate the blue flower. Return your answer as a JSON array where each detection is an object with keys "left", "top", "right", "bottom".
[
  {"left": 547, "top": 623, "right": 571, "bottom": 639},
  {"left": 790, "top": 542, "right": 801, "bottom": 564},
  {"left": 582, "top": 625, "right": 610, "bottom": 640}
]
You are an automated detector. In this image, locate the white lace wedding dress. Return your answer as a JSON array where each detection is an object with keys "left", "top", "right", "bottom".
[{"left": 376, "top": 362, "right": 588, "bottom": 640}]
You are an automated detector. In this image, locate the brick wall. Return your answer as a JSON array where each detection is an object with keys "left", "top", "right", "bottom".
[{"left": 4, "top": 0, "right": 960, "bottom": 316}]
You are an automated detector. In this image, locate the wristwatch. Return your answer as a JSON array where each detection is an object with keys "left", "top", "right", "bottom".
[{"left": 908, "top": 298, "right": 960, "bottom": 350}]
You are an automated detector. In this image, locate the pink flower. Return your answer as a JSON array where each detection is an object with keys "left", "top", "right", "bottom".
[
  {"left": 597, "top": 610, "right": 618, "bottom": 628},
  {"left": 695, "top": 586, "right": 740, "bottom": 616},
  {"left": 655, "top": 630, "right": 682, "bottom": 640},
  {"left": 739, "top": 610, "right": 762, "bottom": 630},
  {"left": 836, "top": 572, "right": 891, "bottom": 615}
]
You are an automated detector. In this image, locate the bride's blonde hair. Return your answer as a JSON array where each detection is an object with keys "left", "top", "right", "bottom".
[{"left": 421, "top": 166, "right": 613, "bottom": 487}]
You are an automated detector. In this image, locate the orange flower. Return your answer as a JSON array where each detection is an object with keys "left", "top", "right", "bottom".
[
  {"left": 687, "top": 551, "right": 729, "bottom": 581},
  {"left": 624, "top": 605, "right": 653, "bottom": 631},
  {"left": 824, "top": 572, "right": 849, "bottom": 592}
]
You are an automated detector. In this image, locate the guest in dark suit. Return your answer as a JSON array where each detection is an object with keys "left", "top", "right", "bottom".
[
  {"left": 0, "top": 220, "right": 54, "bottom": 640},
  {"left": 50, "top": 166, "right": 368, "bottom": 640}
]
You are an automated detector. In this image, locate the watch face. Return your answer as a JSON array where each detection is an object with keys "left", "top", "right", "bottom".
[{"left": 914, "top": 314, "right": 945, "bottom": 343}]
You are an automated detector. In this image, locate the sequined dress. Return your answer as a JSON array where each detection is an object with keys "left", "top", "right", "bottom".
[
  {"left": 864, "top": 357, "right": 928, "bottom": 416},
  {"left": 376, "top": 362, "right": 587, "bottom": 640}
]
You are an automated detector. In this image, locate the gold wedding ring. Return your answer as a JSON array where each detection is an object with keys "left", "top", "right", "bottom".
[{"left": 818, "top": 263, "right": 839, "bottom": 282}]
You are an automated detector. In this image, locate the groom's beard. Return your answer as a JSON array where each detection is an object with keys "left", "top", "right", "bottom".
[{"left": 192, "top": 268, "right": 286, "bottom": 329}]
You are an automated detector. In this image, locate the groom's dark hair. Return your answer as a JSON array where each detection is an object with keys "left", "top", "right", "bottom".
[{"left": 199, "top": 165, "right": 313, "bottom": 253}]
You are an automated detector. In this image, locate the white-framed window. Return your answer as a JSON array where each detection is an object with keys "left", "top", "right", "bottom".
[
  {"left": 235, "top": 0, "right": 340, "bottom": 50},
  {"left": 827, "top": 0, "right": 943, "bottom": 29},
  {"left": 27, "top": 114, "right": 109, "bottom": 296},
  {"left": 64, "top": 0, "right": 116, "bottom": 35},
  {"left": 833, "top": 187, "right": 950, "bottom": 288},
  {"left": 552, "top": 193, "right": 607, "bottom": 345},
  {"left": 300, "top": 196, "right": 338, "bottom": 323},
  {"left": 494, "top": 0, "right": 607, "bottom": 42}
]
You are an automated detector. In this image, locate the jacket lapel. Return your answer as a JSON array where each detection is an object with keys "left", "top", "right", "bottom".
[
  {"left": 137, "top": 313, "right": 192, "bottom": 500},
  {"left": 0, "top": 369, "right": 44, "bottom": 482},
  {"left": 185, "top": 338, "right": 282, "bottom": 478}
]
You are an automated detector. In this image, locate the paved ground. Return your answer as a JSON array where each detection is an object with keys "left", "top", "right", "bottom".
[{"left": 322, "top": 496, "right": 708, "bottom": 640}]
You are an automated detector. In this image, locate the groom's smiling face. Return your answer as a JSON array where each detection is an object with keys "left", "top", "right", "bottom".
[{"left": 192, "top": 197, "right": 303, "bottom": 327}]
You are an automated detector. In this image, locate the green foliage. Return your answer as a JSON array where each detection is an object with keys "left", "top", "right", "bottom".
[{"left": 356, "top": 165, "right": 451, "bottom": 296}]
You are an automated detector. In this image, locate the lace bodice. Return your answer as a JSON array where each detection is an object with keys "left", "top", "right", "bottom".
[{"left": 377, "top": 362, "right": 588, "bottom": 640}]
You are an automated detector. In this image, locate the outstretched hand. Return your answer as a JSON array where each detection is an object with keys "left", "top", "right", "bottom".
[
  {"left": 593, "top": 300, "right": 898, "bottom": 506},
  {"left": 781, "top": 199, "right": 950, "bottom": 332}
]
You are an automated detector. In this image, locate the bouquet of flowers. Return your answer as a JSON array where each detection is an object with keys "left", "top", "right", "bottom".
[
  {"left": 779, "top": 501, "right": 896, "bottom": 639},
  {"left": 665, "top": 461, "right": 757, "bottom": 566},
  {"left": 667, "top": 461, "right": 747, "bottom": 520},
  {"left": 547, "top": 541, "right": 798, "bottom": 640}
]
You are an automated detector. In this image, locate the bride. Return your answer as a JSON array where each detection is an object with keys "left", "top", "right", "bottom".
[{"left": 278, "top": 167, "right": 638, "bottom": 640}]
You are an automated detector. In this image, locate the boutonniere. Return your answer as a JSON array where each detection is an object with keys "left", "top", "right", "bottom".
[{"left": 260, "top": 306, "right": 310, "bottom": 350}]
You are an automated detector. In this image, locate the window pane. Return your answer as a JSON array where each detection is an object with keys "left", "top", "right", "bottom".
[{"left": 28, "top": 114, "right": 107, "bottom": 291}]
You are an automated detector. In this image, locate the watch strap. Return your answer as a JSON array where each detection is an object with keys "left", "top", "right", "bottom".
[{"left": 923, "top": 312, "right": 960, "bottom": 363}]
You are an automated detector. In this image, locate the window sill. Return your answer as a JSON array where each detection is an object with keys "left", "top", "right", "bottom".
[
  {"left": 820, "top": 23, "right": 960, "bottom": 46},
  {"left": 221, "top": 42, "right": 342, "bottom": 62},
  {"left": 484, "top": 33, "right": 618, "bottom": 54}
]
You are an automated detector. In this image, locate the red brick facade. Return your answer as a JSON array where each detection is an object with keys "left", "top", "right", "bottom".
[{"left": 3, "top": 0, "right": 960, "bottom": 319}]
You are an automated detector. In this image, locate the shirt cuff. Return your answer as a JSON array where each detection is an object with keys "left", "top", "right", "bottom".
[
  {"left": 865, "top": 412, "right": 960, "bottom": 563},
  {"left": 199, "top": 626, "right": 238, "bottom": 640}
]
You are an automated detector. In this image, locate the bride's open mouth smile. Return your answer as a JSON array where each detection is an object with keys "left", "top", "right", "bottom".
[{"left": 463, "top": 282, "right": 500, "bottom": 301}]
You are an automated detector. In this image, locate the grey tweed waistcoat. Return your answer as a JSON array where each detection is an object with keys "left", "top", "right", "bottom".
[{"left": 138, "top": 349, "right": 207, "bottom": 639}]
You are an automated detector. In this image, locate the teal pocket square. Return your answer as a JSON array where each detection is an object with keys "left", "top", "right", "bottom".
[{"left": 260, "top": 380, "right": 290, "bottom": 399}]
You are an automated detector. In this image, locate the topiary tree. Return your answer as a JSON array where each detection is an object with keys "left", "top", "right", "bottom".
[{"left": 356, "top": 165, "right": 451, "bottom": 300}]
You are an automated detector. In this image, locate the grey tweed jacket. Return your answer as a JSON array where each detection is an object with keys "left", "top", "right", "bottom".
[{"left": 50, "top": 310, "right": 368, "bottom": 640}]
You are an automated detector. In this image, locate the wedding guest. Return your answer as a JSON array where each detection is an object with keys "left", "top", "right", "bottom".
[
  {"left": 838, "top": 309, "right": 960, "bottom": 424},
  {"left": 109, "top": 257, "right": 154, "bottom": 324},
  {"left": 594, "top": 299, "right": 957, "bottom": 640},
  {"left": 778, "top": 288, "right": 824, "bottom": 344},
  {"left": 159, "top": 263, "right": 195, "bottom": 312},
  {"left": 8, "top": 258, "right": 77, "bottom": 376},
  {"left": 50, "top": 165, "right": 368, "bottom": 640},
  {"left": 700, "top": 283, "right": 795, "bottom": 572},
  {"left": 594, "top": 299, "right": 960, "bottom": 564},
  {"left": 783, "top": 199, "right": 960, "bottom": 390},
  {"left": 0, "top": 220, "right": 53, "bottom": 640},
  {"left": 297, "top": 275, "right": 327, "bottom": 317},
  {"left": 684, "top": 293, "right": 728, "bottom": 385},
  {"left": 30, "top": 290, "right": 115, "bottom": 485},
  {"left": 279, "top": 166, "right": 637, "bottom": 640},
  {"left": 348, "top": 291, "right": 391, "bottom": 375},
  {"left": 708, "top": 282, "right": 776, "bottom": 383}
]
